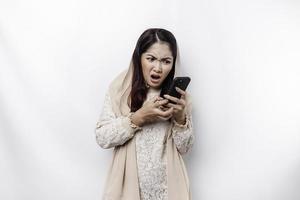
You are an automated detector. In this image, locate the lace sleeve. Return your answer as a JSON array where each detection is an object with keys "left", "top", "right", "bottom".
[
  {"left": 95, "top": 92, "right": 142, "bottom": 149},
  {"left": 171, "top": 114, "right": 194, "bottom": 154}
]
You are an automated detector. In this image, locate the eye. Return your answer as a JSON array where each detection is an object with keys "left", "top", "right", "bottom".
[
  {"left": 146, "top": 57, "right": 155, "bottom": 62},
  {"left": 163, "top": 60, "right": 171, "bottom": 64}
]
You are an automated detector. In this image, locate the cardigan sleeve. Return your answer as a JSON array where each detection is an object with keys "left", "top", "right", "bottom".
[
  {"left": 171, "top": 113, "right": 195, "bottom": 154},
  {"left": 95, "top": 92, "right": 142, "bottom": 149}
]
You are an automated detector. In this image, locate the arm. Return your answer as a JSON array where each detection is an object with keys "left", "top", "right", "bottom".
[
  {"left": 171, "top": 113, "right": 194, "bottom": 154},
  {"left": 95, "top": 92, "right": 142, "bottom": 149}
]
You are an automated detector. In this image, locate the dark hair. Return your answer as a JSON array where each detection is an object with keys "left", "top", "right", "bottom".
[{"left": 130, "top": 28, "right": 177, "bottom": 112}]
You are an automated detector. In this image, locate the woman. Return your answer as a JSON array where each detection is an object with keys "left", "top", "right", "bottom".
[{"left": 95, "top": 28, "right": 194, "bottom": 200}]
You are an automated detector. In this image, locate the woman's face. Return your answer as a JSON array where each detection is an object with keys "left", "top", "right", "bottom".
[{"left": 141, "top": 42, "right": 174, "bottom": 89}]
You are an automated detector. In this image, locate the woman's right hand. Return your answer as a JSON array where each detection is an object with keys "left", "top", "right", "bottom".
[{"left": 131, "top": 96, "right": 174, "bottom": 126}]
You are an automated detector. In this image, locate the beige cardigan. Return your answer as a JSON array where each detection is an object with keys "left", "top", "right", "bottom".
[{"left": 97, "top": 61, "right": 193, "bottom": 200}]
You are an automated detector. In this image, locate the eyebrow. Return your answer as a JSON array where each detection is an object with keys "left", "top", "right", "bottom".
[{"left": 145, "top": 53, "right": 172, "bottom": 60}]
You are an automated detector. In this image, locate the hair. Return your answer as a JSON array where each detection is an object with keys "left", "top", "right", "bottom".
[{"left": 130, "top": 28, "right": 178, "bottom": 112}]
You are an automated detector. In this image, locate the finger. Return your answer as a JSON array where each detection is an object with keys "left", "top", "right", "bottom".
[
  {"left": 169, "top": 98, "right": 186, "bottom": 106},
  {"left": 178, "top": 98, "right": 186, "bottom": 106},
  {"left": 151, "top": 96, "right": 158, "bottom": 103},
  {"left": 175, "top": 87, "right": 186, "bottom": 98},
  {"left": 175, "top": 87, "right": 186, "bottom": 99},
  {"left": 163, "top": 103, "right": 170, "bottom": 108},
  {"left": 162, "top": 108, "right": 173, "bottom": 118},
  {"left": 166, "top": 103, "right": 183, "bottom": 111},
  {"left": 163, "top": 94, "right": 180, "bottom": 104},
  {"left": 157, "top": 96, "right": 164, "bottom": 100},
  {"left": 154, "top": 96, "right": 165, "bottom": 103},
  {"left": 155, "top": 99, "right": 169, "bottom": 107},
  {"left": 156, "top": 107, "right": 174, "bottom": 117},
  {"left": 158, "top": 115, "right": 172, "bottom": 121},
  {"left": 158, "top": 105, "right": 168, "bottom": 111}
]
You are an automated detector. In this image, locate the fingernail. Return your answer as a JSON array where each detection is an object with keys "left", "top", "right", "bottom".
[{"left": 164, "top": 94, "right": 167, "bottom": 97}]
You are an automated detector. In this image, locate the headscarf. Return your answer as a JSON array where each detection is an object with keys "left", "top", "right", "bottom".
[{"left": 102, "top": 49, "right": 193, "bottom": 200}]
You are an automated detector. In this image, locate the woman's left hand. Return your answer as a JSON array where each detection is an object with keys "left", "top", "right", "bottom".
[{"left": 163, "top": 87, "right": 187, "bottom": 124}]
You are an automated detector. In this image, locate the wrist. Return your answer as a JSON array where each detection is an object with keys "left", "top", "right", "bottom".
[
  {"left": 131, "top": 111, "right": 145, "bottom": 127},
  {"left": 174, "top": 114, "right": 186, "bottom": 125}
]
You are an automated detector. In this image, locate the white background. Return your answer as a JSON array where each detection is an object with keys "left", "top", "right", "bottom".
[{"left": 1, "top": 0, "right": 300, "bottom": 199}]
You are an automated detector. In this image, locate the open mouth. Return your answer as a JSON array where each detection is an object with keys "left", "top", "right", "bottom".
[
  {"left": 150, "top": 74, "right": 161, "bottom": 84},
  {"left": 151, "top": 74, "right": 161, "bottom": 80}
]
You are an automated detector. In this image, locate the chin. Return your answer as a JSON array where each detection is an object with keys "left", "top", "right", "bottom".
[
  {"left": 151, "top": 84, "right": 161, "bottom": 89},
  {"left": 146, "top": 78, "right": 164, "bottom": 89}
]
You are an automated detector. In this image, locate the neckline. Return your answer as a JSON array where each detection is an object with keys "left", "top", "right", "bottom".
[{"left": 148, "top": 87, "right": 161, "bottom": 93}]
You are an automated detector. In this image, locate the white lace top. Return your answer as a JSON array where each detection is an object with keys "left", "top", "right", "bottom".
[{"left": 95, "top": 88, "right": 194, "bottom": 200}]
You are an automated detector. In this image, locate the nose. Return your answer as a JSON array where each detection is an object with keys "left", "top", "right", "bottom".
[{"left": 153, "top": 61, "right": 162, "bottom": 73}]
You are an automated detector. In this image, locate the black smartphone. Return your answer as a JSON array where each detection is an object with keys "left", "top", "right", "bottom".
[{"left": 160, "top": 76, "right": 191, "bottom": 103}]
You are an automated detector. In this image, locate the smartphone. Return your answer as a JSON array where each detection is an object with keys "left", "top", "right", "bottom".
[{"left": 160, "top": 76, "right": 191, "bottom": 103}]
